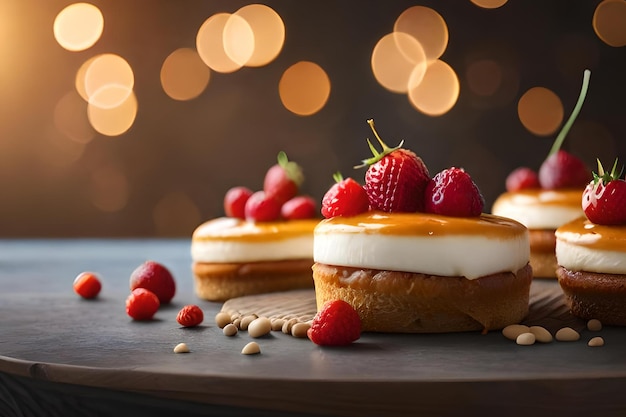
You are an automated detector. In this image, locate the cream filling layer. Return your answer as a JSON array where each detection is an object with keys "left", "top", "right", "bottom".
[
  {"left": 492, "top": 195, "right": 582, "bottom": 229},
  {"left": 556, "top": 235, "right": 626, "bottom": 274},
  {"left": 192, "top": 236, "right": 313, "bottom": 263},
  {"left": 313, "top": 231, "right": 529, "bottom": 280}
]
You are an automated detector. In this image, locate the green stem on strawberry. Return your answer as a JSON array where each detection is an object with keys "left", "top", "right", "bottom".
[
  {"left": 548, "top": 69, "right": 591, "bottom": 156},
  {"left": 333, "top": 171, "right": 344, "bottom": 183},
  {"left": 354, "top": 119, "right": 404, "bottom": 168}
]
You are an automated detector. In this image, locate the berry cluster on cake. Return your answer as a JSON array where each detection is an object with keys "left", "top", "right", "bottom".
[
  {"left": 312, "top": 120, "right": 532, "bottom": 333},
  {"left": 191, "top": 152, "right": 319, "bottom": 302},
  {"left": 555, "top": 158, "right": 626, "bottom": 325},
  {"left": 492, "top": 70, "right": 592, "bottom": 278}
]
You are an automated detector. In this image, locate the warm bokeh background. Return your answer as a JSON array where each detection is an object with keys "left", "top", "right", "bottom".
[{"left": 1, "top": 0, "right": 624, "bottom": 237}]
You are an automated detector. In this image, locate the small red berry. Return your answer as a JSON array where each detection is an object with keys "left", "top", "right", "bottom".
[
  {"left": 307, "top": 299, "right": 361, "bottom": 346},
  {"left": 224, "top": 186, "right": 253, "bottom": 219},
  {"left": 321, "top": 173, "right": 370, "bottom": 218},
  {"left": 73, "top": 271, "right": 102, "bottom": 299},
  {"left": 129, "top": 260, "right": 176, "bottom": 304},
  {"left": 126, "top": 288, "right": 160, "bottom": 320},
  {"left": 281, "top": 195, "right": 317, "bottom": 220},
  {"left": 538, "top": 150, "right": 591, "bottom": 190},
  {"left": 176, "top": 305, "right": 204, "bottom": 327},
  {"left": 505, "top": 167, "right": 540, "bottom": 192},
  {"left": 263, "top": 151, "right": 304, "bottom": 205},
  {"left": 244, "top": 190, "right": 282, "bottom": 222},
  {"left": 582, "top": 159, "right": 626, "bottom": 225},
  {"left": 424, "top": 167, "right": 484, "bottom": 217}
]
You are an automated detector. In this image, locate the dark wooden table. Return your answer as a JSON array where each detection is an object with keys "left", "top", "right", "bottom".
[{"left": 1, "top": 239, "right": 626, "bottom": 417}]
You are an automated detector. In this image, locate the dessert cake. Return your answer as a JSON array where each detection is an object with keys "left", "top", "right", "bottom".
[
  {"left": 312, "top": 120, "right": 532, "bottom": 333},
  {"left": 555, "top": 158, "right": 626, "bottom": 325},
  {"left": 191, "top": 152, "right": 319, "bottom": 302},
  {"left": 492, "top": 69, "right": 592, "bottom": 278}
]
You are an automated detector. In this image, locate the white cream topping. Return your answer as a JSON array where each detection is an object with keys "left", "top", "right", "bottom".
[
  {"left": 314, "top": 220, "right": 529, "bottom": 280},
  {"left": 556, "top": 232, "right": 626, "bottom": 274},
  {"left": 191, "top": 217, "right": 315, "bottom": 263},
  {"left": 492, "top": 191, "right": 583, "bottom": 229}
]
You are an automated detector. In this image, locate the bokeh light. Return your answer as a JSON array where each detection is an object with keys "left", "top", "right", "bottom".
[
  {"left": 593, "top": 0, "right": 626, "bottom": 47},
  {"left": 161, "top": 48, "right": 210, "bottom": 101},
  {"left": 233, "top": 4, "right": 285, "bottom": 67},
  {"left": 88, "top": 164, "right": 129, "bottom": 212},
  {"left": 196, "top": 13, "right": 243, "bottom": 73},
  {"left": 53, "top": 3, "right": 103, "bottom": 52},
  {"left": 517, "top": 87, "right": 564, "bottom": 136},
  {"left": 279, "top": 61, "right": 331, "bottom": 116},
  {"left": 87, "top": 91, "right": 138, "bottom": 136},
  {"left": 372, "top": 32, "right": 427, "bottom": 94},
  {"left": 408, "top": 59, "right": 460, "bottom": 116},
  {"left": 222, "top": 14, "right": 255, "bottom": 67},
  {"left": 393, "top": 6, "right": 448, "bottom": 63},
  {"left": 470, "top": 0, "right": 509, "bottom": 9},
  {"left": 54, "top": 90, "right": 95, "bottom": 143},
  {"left": 83, "top": 54, "right": 134, "bottom": 109}
]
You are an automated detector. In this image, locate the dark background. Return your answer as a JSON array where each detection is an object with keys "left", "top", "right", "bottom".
[{"left": 0, "top": 0, "right": 624, "bottom": 237}]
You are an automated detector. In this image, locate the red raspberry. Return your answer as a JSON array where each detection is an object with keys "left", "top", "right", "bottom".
[
  {"left": 263, "top": 151, "right": 304, "bottom": 205},
  {"left": 538, "top": 150, "right": 591, "bottom": 190},
  {"left": 176, "top": 305, "right": 204, "bottom": 327},
  {"left": 424, "top": 167, "right": 484, "bottom": 217},
  {"left": 244, "top": 190, "right": 282, "bottom": 222},
  {"left": 126, "top": 288, "right": 160, "bottom": 320},
  {"left": 281, "top": 195, "right": 317, "bottom": 220},
  {"left": 505, "top": 167, "right": 540, "bottom": 192},
  {"left": 129, "top": 260, "right": 176, "bottom": 304},
  {"left": 73, "top": 271, "right": 102, "bottom": 299},
  {"left": 224, "top": 186, "right": 253, "bottom": 218},
  {"left": 307, "top": 299, "right": 361, "bottom": 346},
  {"left": 321, "top": 174, "right": 370, "bottom": 218}
]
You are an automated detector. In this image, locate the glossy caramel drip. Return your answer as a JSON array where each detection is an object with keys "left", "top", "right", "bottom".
[
  {"left": 557, "top": 217, "right": 626, "bottom": 252},
  {"left": 193, "top": 217, "right": 319, "bottom": 242},
  {"left": 315, "top": 211, "right": 527, "bottom": 238},
  {"left": 495, "top": 188, "right": 583, "bottom": 207}
]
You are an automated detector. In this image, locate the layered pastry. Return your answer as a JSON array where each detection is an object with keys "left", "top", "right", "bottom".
[
  {"left": 313, "top": 211, "right": 532, "bottom": 333},
  {"left": 191, "top": 151, "right": 319, "bottom": 301},
  {"left": 491, "top": 189, "right": 583, "bottom": 278},
  {"left": 312, "top": 119, "right": 532, "bottom": 333},
  {"left": 555, "top": 158, "right": 626, "bottom": 325},
  {"left": 192, "top": 217, "right": 318, "bottom": 301}
]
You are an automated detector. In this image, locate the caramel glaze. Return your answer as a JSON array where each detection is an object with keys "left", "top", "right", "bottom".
[
  {"left": 494, "top": 188, "right": 583, "bottom": 208},
  {"left": 557, "top": 217, "right": 626, "bottom": 252},
  {"left": 315, "top": 211, "right": 527, "bottom": 238},
  {"left": 192, "top": 217, "right": 319, "bottom": 243}
]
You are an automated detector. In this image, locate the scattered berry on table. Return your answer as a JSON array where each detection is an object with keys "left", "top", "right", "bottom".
[
  {"left": 73, "top": 271, "right": 102, "bottom": 299},
  {"left": 176, "top": 305, "right": 204, "bottom": 327},
  {"left": 307, "top": 299, "right": 361, "bottom": 346},
  {"left": 126, "top": 288, "right": 160, "bottom": 320},
  {"left": 321, "top": 173, "right": 370, "bottom": 218},
  {"left": 129, "top": 260, "right": 176, "bottom": 304},
  {"left": 424, "top": 167, "right": 484, "bottom": 217}
]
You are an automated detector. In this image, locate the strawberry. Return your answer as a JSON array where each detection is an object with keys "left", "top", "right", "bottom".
[
  {"left": 224, "top": 186, "right": 253, "bottom": 219},
  {"left": 582, "top": 159, "right": 626, "bottom": 225},
  {"left": 424, "top": 167, "right": 484, "bottom": 217},
  {"left": 129, "top": 260, "right": 176, "bottom": 304},
  {"left": 126, "top": 288, "right": 160, "bottom": 320},
  {"left": 263, "top": 151, "right": 304, "bottom": 205},
  {"left": 73, "top": 271, "right": 102, "bottom": 299},
  {"left": 320, "top": 172, "right": 370, "bottom": 218},
  {"left": 356, "top": 120, "right": 430, "bottom": 212},
  {"left": 538, "top": 150, "right": 590, "bottom": 190},
  {"left": 176, "top": 305, "right": 204, "bottom": 327},
  {"left": 244, "top": 190, "right": 282, "bottom": 222},
  {"left": 281, "top": 195, "right": 317, "bottom": 220},
  {"left": 505, "top": 167, "right": 540, "bottom": 192},
  {"left": 307, "top": 299, "right": 361, "bottom": 346}
]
